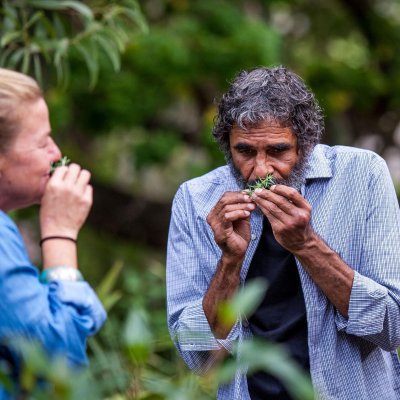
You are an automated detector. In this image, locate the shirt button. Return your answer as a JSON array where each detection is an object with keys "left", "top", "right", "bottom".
[{"left": 251, "top": 234, "right": 257, "bottom": 240}]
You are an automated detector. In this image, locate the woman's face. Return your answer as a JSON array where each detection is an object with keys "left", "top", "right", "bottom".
[{"left": 0, "top": 97, "right": 61, "bottom": 211}]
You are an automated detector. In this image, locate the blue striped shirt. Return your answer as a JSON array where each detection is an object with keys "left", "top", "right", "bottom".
[{"left": 166, "top": 144, "right": 400, "bottom": 399}]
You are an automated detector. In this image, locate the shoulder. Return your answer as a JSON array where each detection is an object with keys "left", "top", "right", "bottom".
[
  {"left": 0, "top": 211, "right": 30, "bottom": 268},
  {"left": 318, "top": 144, "right": 383, "bottom": 162},
  {"left": 0, "top": 210, "right": 23, "bottom": 241},
  {"left": 307, "top": 145, "right": 395, "bottom": 201},
  {"left": 310, "top": 144, "right": 387, "bottom": 176}
]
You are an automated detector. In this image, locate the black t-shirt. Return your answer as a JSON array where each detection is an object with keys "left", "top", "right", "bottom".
[{"left": 245, "top": 217, "right": 309, "bottom": 400}]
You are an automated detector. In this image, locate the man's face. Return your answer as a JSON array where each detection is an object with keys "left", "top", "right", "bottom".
[
  {"left": 0, "top": 97, "right": 61, "bottom": 211},
  {"left": 229, "top": 121, "right": 303, "bottom": 188}
]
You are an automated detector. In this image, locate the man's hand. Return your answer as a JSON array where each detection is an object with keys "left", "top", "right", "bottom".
[
  {"left": 251, "top": 185, "right": 314, "bottom": 253},
  {"left": 207, "top": 192, "right": 255, "bottom": 261},
  {"left": 204, "top": 191, "right": 255, "bottom": 339},
  {"left": 251, "top": 184, "right": 354, "bottom": 318}
]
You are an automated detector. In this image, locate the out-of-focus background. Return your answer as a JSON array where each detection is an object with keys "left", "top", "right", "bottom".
[{"left": 1, "top": 0, "right": 400, "bottom": 398}]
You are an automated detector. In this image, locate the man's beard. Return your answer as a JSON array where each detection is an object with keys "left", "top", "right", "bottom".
[{"left": 229, "top": 152, "right": 310, "bottom": 192}]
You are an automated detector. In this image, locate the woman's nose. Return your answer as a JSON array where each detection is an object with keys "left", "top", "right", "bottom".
[{"left": 50, "top": 138, "right": 62, "bottom": 161}]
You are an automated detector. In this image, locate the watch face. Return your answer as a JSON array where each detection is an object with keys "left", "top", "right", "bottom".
[{"left": 41, "top": 267, "right": 83, "bottom": 282}]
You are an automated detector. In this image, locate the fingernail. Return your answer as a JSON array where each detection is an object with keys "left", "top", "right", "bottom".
[
  {"left": 270, "top": 185, "right": 276, "bottom": 191},
  {"left": 254, "top": 188, "right": 263, "bottom": 193}
]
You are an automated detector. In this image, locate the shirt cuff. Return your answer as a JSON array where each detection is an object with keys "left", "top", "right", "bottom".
[
  {"left": 335, "top": 271, "right": 387, "bottom": 335},
  {"left": 49, "top": 281, "right": 107, "bottom": 334},
  {"left": 176, "top": 298, "right": 240, "bottom": 354}
]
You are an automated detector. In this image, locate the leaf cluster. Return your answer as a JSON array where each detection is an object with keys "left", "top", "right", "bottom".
[
  {"left": 245, "top": 174, "right": 275, "bottom": 196},
  {"left": 49, "top": 155, "right": 71, "bottom": 174},
  {"left": 0, "top": 0, "right": 147, "bottom": 88}
]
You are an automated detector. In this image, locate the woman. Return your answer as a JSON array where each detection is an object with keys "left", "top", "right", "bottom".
[{"left": 0, "top": 69, "right": 106, "bottom": 398}]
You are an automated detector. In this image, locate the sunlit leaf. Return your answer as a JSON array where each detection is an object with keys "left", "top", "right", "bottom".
[
  {"left": 219, "top": 340, "right": 314, "bottom": 400},
  {"left": 218, "top": 278, "right": 267, "bottom": 327},
  {"left": 26, "top": 0, "right": 94, "bottom": 21},
  {"left": 73, "top": 40, "right": 99, "bottom": 89},
  {"left": 0, "top": 30, "right": 21, "bottom": 47},
  {"left": 93, "top": 34, "right": 121, "bottom": 71},
  {"left": 123, "top": 308, "right": 153, "bottom": 364}
]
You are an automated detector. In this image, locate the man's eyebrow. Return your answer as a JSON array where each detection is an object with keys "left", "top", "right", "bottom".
[
  {"left": 267, "top": 143, "right": 293, "bottom": 151},
  {"left": 233, "top": 143, "right": 254, "bottom": 151}
]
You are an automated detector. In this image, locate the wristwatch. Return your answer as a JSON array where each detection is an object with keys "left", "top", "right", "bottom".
[{"left": 40, "top": 266, "right": 84, "bottom": 283}]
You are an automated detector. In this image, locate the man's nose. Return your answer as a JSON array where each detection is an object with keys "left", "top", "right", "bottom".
[{"left": 253, "top": 155, "right": 273, "bottom": 179}]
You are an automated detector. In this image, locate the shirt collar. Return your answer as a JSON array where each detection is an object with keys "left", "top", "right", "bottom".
[{"left": 305, "top": 144, "right": 333, "bottom": 180}]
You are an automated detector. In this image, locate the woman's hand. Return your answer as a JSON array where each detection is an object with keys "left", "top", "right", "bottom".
[{"left": 40, "top": 163, "right": 93, "bottom": 239}]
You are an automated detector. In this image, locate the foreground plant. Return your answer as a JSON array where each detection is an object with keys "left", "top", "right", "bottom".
[
  {"left": 244, "top": 174, "right": 275, "bottom": 196},
  {"left": 50, "top": 156, "right": 71, "bottom": 174}
]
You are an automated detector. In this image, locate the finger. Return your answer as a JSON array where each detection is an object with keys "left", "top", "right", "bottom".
[
  {"left": 252, "top": 189, "right": 295, "bottom": 215},
  {"left": 223, "top": 209, "right": 251, "bottom": 222},
  {"left": 83, "top": 184, "right": 93, "bottom": 206},
  {"left": 50, "top": 165, "right": 68, "bottom": 181},
  {"left": 76, "top": 169, "right": 91, "bottom": 192},
  {"left": 213, "top": 192, "right": 252, "bottom": 213},
  {"left": 254, "top": 196, "right": 288, "bottom": 223},
  {"left": 270, "top": 185, "right": 308, "bottom": 208},
  {"left": 220, "top": 202, "right": 256, "bottom": 215},
  {"left": 63, "top": 163, "right": 81, "bottom": 184}
]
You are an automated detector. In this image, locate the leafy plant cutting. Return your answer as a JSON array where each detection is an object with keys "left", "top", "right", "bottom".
[
  {"left": 50, "top": 156, "right": 71, "bottom": 174},
  {"left": 244, "top": 174, "right": 275, "bottom": 196}
]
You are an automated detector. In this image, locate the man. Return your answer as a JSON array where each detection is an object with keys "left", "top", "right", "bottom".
[
  {"left": 0, "top": 68, "right": 106, "bottom": 398},
  {"left": 166, "top": 66, "right": 400, "bottom": 399}
]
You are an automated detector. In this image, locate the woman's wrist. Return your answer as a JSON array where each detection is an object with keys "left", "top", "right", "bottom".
[
  {"left": 40, "top": 235, "right": 77, "bottom": 247},
  {"left": 41, "top": 237, "right": 79, "bottom": 269}
]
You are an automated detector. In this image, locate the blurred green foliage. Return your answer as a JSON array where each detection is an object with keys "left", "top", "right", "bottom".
[{"left": 1, "top": 0, "right": 400, "bottom": 398}]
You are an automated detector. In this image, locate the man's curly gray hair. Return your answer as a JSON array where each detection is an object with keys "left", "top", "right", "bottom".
[{"left": 212, "top": 66, "right": 324, "bottom": 161}]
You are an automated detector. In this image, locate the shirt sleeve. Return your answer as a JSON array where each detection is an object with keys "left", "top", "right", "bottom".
[
  {"left": 0, "top": 212, "right": 106, "bottom": 366},
  {"left": 334, "top": 156, "right": 400, "bottom": 351},
  {"left": 166, "top": 186, "right": 240, "bottom": 374}
]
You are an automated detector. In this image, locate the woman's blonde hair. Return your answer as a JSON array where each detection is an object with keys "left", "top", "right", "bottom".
[{"left": 0, "top": 68, "right": 42, "bottom": 153}]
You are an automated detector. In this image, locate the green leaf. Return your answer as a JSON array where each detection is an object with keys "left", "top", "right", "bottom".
[
  {"left": 54, "top": 56, "right": 69, "bottom": 89},
  {"left": 25, "top": 10, "right": 44, "bottom": 30},
  {"left": 122, "top": 7, "right": 149, "bottom": 34},
  {"left": 0, "top": 30, "right": 22, "bottom": 47},
  {"left": 33, "top": 53, "right": 43, "bottom": 87},
  {"left": 219, "top": 340, "right": 314, "bottom": 400},
  {"left": 7, "top": 48, "right": 24, "bottom": 68},
  {"left": 123, "top": 308, "right": 153, "bottom": 364},
  {"left": 0, "top": 47, "right": 13, "bottom": 67},
  {"left": 96, "top": 260, "right": 124, "bottom": 300},
  {"left": 26, "top": 0, "right": 94, "bottom": 21},
  {"left": 53, "top": 38, "right": 69, "bottom": 68},
  {"left": 73, "top": 40, "right": 99, "bottom": 89},
  {"left": 100, "top": 27, "right": 126, "bottom": 52},
  {"left": 21, "top": 47, "right": 31, "bottom": 74},
  {"left": 218, "top": 278, "right": 267, "bottom": 326},
  {"left": 93, "top": 34, "right": 121, "bottom": 71}
]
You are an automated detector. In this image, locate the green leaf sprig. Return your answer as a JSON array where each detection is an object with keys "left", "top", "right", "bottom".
[
  {"left": 245, "top": 174, "right": 275, "bottom": 196},
  {"left": 50, "top": 155, "right": 71, "bottom": 174}
]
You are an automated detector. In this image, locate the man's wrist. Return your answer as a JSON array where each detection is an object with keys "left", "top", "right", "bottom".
[{"left": 220, "top": 253, "right": 244, "bottom": 271}]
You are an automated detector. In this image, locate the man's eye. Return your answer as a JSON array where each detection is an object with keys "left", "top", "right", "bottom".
[
  {"left": 270, "top": 147, "right": 286, "bottom": 155},
  {"left": 237, "top": 148, "right": 254, "bottom": 156}
]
